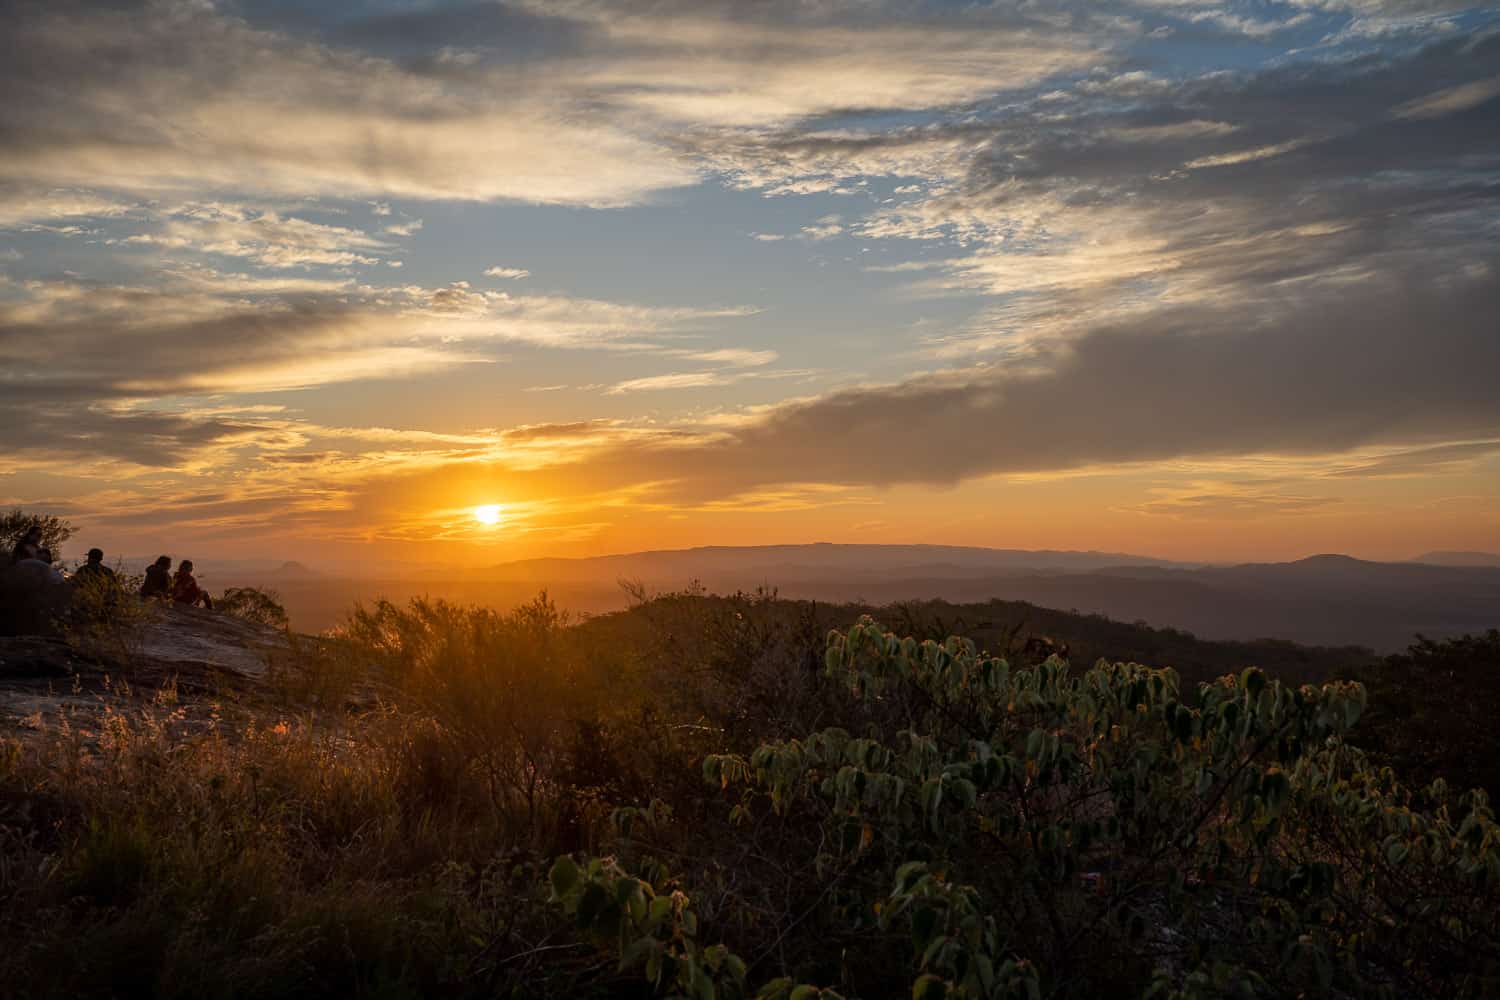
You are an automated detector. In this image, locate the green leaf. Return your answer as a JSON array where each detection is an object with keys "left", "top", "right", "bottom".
[
  {"left": 646, "top": 895, "right": 673, "bottom": 932},
  {"left": 912, "top": 906, "right": 939, "bottom": 953},
  {"left": 912, "top": 974, "right": 947, "bottom": 1000},
  {"left": 1240, "top": 668, "right": 1266, "bottom": 699},
  {"left": 575, "top": 882, "right": 609, "bottom": 931},
  {"left": 619, "top": 936, "right": 655, "bottom": 973},
  {"left": 548, "top": 856, "right": 579, "bottom": 900}
]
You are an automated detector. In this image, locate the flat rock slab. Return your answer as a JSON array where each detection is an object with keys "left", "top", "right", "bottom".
[
  {"left": 1, "top": 608, "right": 299, "bottom": 744},
  {"left": 135, "top": 605, "right": 290, "bottom": 679}
]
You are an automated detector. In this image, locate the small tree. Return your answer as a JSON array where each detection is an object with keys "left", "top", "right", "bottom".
[
  {"left": 218, "top": 586, "right": 290, "bottom": 629},
  {"left": 0, "top": 509, "right": 75, "bottom": 561}
]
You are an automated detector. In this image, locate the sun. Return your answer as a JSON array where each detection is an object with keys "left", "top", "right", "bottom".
[{"left": 473, "top": 504, "right": 504, "bottom": 526}]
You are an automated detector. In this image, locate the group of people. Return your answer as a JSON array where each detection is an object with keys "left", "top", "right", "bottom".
[
  {"left": 8, "top": 526, "right": 65, "bottom": 584},
  {"left": 9, "top": 527, "right": 213, "bottom": 610},
  {"left": 140, "top": 554, "right": 212, "bottom": 609}
]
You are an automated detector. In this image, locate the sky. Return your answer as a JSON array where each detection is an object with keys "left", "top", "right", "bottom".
[{"left": 2, "top": 0, "right": 1498, "bottom": 571}]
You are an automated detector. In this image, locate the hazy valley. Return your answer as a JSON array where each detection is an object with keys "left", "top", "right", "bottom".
[{"left": 217, "top": 543, "right": 1500, "bottom": 652}]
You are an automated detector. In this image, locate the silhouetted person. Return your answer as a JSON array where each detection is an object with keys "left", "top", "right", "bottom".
[
  {"left": 172, "top": 559, "right": 212, "bottom": 610},
  {"left": 73, "top": 548, "right": 116, "bottom": 585},
  {"left": 140, "top": 555, "right": 172, "bottom": 600},
  {"left": 10, "top": 526, "right": 43, "bottom": 565},
  {"left": 16, "top": 547, "right": 63, "bottom": 584}
]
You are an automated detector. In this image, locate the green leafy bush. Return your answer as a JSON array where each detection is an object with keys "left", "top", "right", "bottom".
[{"left": 554, "top": 618, "right": 1500, "bottom": 998}]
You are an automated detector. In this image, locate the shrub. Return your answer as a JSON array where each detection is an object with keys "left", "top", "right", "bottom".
[
  {"left": 0, "top": 508, "right": 74, "bottom": 561},
  {"left": 218, "top": 586, "right": 290, "bottom": 630},
  {"left": 336, "top": 593, "right": 604, "bottom": 843},
  {"left": 61, "top": 568, "right": 157, "bottom": 661}
]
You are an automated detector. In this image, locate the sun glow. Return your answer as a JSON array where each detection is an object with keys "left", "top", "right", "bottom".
[{"left": 473, "top": 504, "right": 504, "bottom": 526}]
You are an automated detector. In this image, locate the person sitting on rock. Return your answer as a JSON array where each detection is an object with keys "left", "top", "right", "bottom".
[
  {"left": 15, "top": 547, "right": 64, "bottom": 584},
  {"left": 172, "top": 559, "right": 213, "bottom": 610},
  {"left": 10, "top": 526, "right": 43, "bottom": 565},
  {"left": 73, "top": 548, "right": 116, "bottom": 585},
  {"left": 140, "top": 555, "right": 172, "bottom": 600}
]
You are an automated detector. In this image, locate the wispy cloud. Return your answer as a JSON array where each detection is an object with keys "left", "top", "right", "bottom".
[
  {"left": 606, "top": 372, "right": 735, "bottom": 395},
  {"left": 120, "top": 204, "right": 392, "bottom": 268}
]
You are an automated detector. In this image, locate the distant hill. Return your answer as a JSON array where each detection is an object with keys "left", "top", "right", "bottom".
[
  {"left": 487, "top": 543, "right": 1189, "bottom": 584},
  {"left": 451, "top": 544, "right": 1500, "bottom": 653},
  {"left": 1413, "top": 551, "right": 1500, "bottom": 568},
  {"left": 575, "top": 593, "right": 1377, "bottom": 690}
]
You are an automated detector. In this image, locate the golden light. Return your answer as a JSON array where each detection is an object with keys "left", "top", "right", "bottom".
[{"left": 473, "top": 504, "right": 504, "bottom": 526}]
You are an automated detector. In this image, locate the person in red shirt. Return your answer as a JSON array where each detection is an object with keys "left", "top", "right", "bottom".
[{"left": 172, "top": 559, "right": 213, "bottom": 610}]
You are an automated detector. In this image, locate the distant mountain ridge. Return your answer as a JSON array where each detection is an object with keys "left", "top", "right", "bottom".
[
  {"left": 473, "top": 543, "right": 1500, "bottom": 653},
  {"left": 211, "top": 543, "right": 1500, "bottom": 654},
  {"left": 488, "top": 543, "right": 1190, "bottom": 583}
]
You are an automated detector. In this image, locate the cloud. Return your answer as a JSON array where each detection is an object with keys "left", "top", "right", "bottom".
[
  {"left": 606, "top": 372, "right": 735, "bottom": 394},
  {"left": 1182, "top": 138, "right": 1312, "bottom": 169},
  {"left": 801, "top": 215, "right": 845, "bottom": 240},
  {"left": 678, "top": 272, "right": 1500, "bottom": 490},
  {"left": 0, "top": 0, "right": 1103, "bottom": 216},
  {"left": 384, "top": 219, "right": 423, "bottom": 237},
  {"left": 121, "top": 203, "right": 392, "bottom": 268},
  {"left": 680, "top": 348, "right": 778, "bottom": 367},
  {"left": 531, "top": 0, "right": 1101, "bottom": 127},
  {"left": 0, "top": 186, "right": 135, "bottom": 228},
  {"left": 1395, "top": 74, "right": 1500, "bottom": 118},
  {"left": 306, "top": 269, "right": 1497, "bottom": 512},
  {"left": 484, "top": 267, "right": 532, "bottom": 280},
  {"left": 1327, "top": 440, "right": 1500, "bottom": 478},
  {"left": 1181, "top": 9, "right": 1314, "bottom": 39},
  {"left": 0, "top": 1, "right": 695, "bottom": 209},
  {"left": 827, "top": 29, "right": 1500, "bottom": 361},
  {"left": 495, "top": 269, "right": 1497, "bottom": 497},
  {"left": 0, "top": 271, "right": 760, "bottom": 464},
  {"left": 1125, "top": 486, "right": 1342, "bottom": 519}
]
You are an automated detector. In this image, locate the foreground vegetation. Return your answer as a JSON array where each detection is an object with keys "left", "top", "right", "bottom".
[{"left": 0, "top": 587, "right": 1497, "bottom": 998}]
